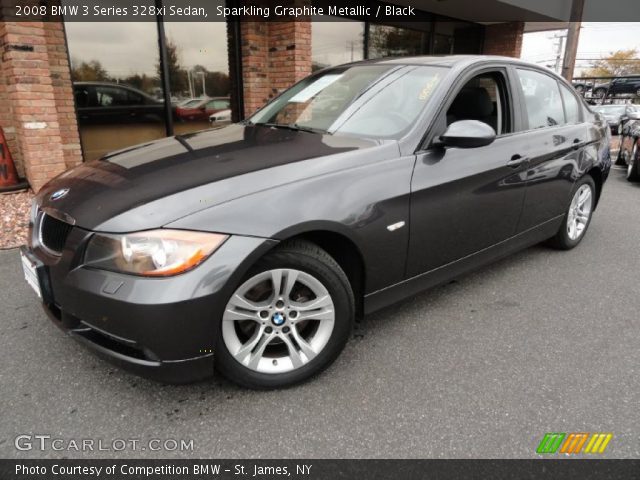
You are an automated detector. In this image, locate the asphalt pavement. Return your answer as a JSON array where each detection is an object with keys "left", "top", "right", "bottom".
[{"left": 1, "top": 169, "right": 639, "bottom": 459}]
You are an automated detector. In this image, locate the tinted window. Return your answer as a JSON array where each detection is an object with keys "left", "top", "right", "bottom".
[
  {"left": 517, "top": 69, "right": 565, "bottom": 129},
  {"left": 559, "top": 83, "right": 581, "bottom": 124}
]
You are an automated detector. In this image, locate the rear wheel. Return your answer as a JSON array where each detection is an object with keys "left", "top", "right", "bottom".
[
  {"left": 216, "top": 241, "right": 354, "bottom": 389},
  {"left": 626, "top": 142, "right": 640, "bottom": 182},
  {"left": 547, "top": 176, "right": 596, "bottom": 250}
]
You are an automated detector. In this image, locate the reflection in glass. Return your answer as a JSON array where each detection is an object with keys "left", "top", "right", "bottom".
[
  {"left": 312, "top": 19, "right": 364, "bottom": 71},
  {"left": 65, "top": 22, "right": 166, "bottom": 161},
  {"left": 163, "top": 22, "right": 231, "bottom": 135},
  {"left": 368, "top": 24, "right": 427, "bottom": 59}
]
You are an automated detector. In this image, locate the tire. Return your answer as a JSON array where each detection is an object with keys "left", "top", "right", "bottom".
[
  {"left": 626, "top": 142, "right": 640, "bottom": 182},
  {"left": 215, "top": 240, "right": 355, "bottom": 389},
  {"left": 575, "top": 85, "right": 584, "bottom": 93},
  {"left": 615, "top": 142, "right": 626, "bottom": 166},
  {"left": 547, "top": 175, "right": 596, "bottom": 250},
  {"left": 594, "top": 88, "right": 606, "bottom": 98}
]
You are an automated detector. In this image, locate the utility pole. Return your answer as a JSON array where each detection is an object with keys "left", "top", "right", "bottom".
[
  {"left": 552, "top": 33, "right": 567, "bottom": 74},
  {"left": 561, "top": 0, "right": 585, "bottom": 81}
]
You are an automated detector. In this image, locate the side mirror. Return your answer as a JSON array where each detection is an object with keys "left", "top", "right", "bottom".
[{"left": 439, "top": 120, "right": 496, "bottom": 148}]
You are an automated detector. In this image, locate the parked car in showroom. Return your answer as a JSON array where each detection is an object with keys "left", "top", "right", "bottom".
[
  {"left": 593, "top": 76, "right": 640, "bottom": 99},
  {"left": 22, "top": 56, "right": 610, "bottom": 389},
  {"left": 175, "top": 97, "right": 230, "bottom": 122},
  {"left": 73, "top": 82, "right": 166, "bottom": 124},
  {"left": 591, "top": 104, "right": 635, "bottom": 134},
  {"left": 209, "top": 109, "right": 231, "bottom": 125},
  {"left": 616, "top": 107, "right": 640, "bottom": 180}
]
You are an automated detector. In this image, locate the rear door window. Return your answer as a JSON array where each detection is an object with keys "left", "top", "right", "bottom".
[{"left": 516, "top": 69, "right": 565, "bottom": 129}]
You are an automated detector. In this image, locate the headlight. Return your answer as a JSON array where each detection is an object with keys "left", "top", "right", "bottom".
[{"left": 84, "top": 229, "right": 228, "bottom": 277}]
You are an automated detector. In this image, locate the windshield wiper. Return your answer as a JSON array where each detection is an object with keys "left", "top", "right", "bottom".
[{"left": 259, "top": 123, "right": 326, "bottom": 134}]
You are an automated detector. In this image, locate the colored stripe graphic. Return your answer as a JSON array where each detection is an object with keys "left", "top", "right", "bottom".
[
  {"left": 536, "top": 433, "right": 565, "bottom": 454},
  {"left": 560, "top": 433, "right": 589, "bottom": 454},
  {"left": 584, "top": 433, "right": 613, "bottom": 454},
  {"left": 537, "top": 433, "right": 613, "bottom": 454}
]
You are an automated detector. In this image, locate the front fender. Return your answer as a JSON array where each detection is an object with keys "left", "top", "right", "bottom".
[{"left": 166, "top": 155, "right": 416, "bottom": 293}]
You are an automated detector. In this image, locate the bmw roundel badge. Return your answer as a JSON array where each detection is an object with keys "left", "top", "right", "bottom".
[{"left": 50, "top": 188, "right": 69, "bottom": 201}]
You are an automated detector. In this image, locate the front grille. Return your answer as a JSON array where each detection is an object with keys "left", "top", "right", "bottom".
[{"left": 39, "top": 213, "right": 73, "bottom": 255}]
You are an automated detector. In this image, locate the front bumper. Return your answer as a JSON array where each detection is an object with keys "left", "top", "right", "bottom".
[{"left": 23, "top": 233, "right": 276, "bottom": 384}]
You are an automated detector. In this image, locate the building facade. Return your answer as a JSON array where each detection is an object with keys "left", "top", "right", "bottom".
[{"left": 0, "top": 3, "right": 539, "bottom": 191}]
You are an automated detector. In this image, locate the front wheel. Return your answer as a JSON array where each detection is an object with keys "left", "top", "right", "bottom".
[
  {"left": 626, "top": 142, "right": 640, "bottom": 182},
  {"left": 216, "top": 241, "right": 355, "bottom": 389},
  {"left": 547, "top": 176, "right": 596, "bottom": 250}
]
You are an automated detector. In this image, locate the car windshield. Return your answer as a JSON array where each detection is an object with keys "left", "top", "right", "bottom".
[
  {"left": 183, "top": 99, "right": 205, "bottom": 108},
  {"left": 249, "top": 64, "right": 446, "bottom": 138},
  {"left": 594, "top": 105, "right": 626, "bottom": 115}
]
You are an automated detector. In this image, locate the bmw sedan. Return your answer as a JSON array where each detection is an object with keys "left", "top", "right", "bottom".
[{"left": 21, "top": 56, "right": 610, "bottom": 389}]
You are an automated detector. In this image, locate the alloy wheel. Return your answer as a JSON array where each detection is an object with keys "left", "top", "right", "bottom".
[
  {"left": 566, "top": 184, "right": 593, "bottom": 241},
  {"left": 222, "top": 269, "right": 335, "bottom": 374}
]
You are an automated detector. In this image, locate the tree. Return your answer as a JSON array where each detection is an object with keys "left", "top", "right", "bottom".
[
  {"left": 157, "top": 39, "right": 188, "bottom": 95},
  {"left": 584, "top": 49, "right": 640, "bottom": 77},
  {"left": 71, "top": 59, "right": 110, "bottom": 82}
]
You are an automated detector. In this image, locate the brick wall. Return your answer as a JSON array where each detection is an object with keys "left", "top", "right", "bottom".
[
  {"left": 482, "top": 22, "right": 524, "bottom": 58},
  {"left": 0, "top": 19, "right": 81, "bottom": 192},
  {"left": 234, "top": 16, "right": 312, "bottom": 118}
]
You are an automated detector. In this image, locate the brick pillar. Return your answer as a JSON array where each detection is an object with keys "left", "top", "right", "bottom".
[
  {"left": 0, "top": 20, "right": 81, "bottom": 192},
  {"left": 235, "top": 16, "right": 312, "bottom": 118},
  {"left": 482, "top": 22, "right": 525, "bottom": 58}
]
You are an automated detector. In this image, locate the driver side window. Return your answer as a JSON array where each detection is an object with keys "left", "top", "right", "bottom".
[{"left": 446, "top": 72, "right": 511, "bottom": 135}]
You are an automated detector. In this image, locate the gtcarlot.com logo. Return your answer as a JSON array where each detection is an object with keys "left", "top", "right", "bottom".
[{"left": 536, "top": 433, "right": 613, "bottom": 455}]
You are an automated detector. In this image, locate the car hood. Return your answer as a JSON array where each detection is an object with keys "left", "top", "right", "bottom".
[{"left": 36, "top": 124, "right": 385, "bottom": 232}]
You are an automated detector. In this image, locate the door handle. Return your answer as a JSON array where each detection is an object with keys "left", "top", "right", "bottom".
[{"left": 507, "top": 154, "right": 528, "bottom": 168}]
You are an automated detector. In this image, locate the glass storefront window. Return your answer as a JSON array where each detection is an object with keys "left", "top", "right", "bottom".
[
  {"left": 163, "top": 22, "right": 231, "bottom": 135},
  {"left": 368, "top": 24, "right": 428, "bottom": 59},
  {"left": 64, "top": 22, "right": 166, "bottom": 161},
  {"left": 434, "top": 21, "right": 483, "bottom": 55},
  {"left": 312, "top": 19, "right": 365, "bottom": 70}
]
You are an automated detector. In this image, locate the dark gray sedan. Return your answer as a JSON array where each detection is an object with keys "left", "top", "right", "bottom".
[{"left": 21, "top": 56, "right": 610, "bottom": 389}]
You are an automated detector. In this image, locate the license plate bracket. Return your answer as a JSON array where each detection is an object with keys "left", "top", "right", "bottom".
[{"left": 19, "top": 246, "right": 53, "bottom": 305}]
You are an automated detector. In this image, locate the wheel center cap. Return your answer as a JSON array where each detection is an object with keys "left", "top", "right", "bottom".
[{"left": 272, "top": 312, "right": 286, "bottom": 326}]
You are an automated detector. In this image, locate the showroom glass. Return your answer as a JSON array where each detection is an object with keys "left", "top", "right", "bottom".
[
  {"left": 163, "top": 22, "right": 231, "bottom": 135},
  {"left": 250, "top": 65, "right": 445, "bottom": 138},
  {"left": 517, "top": 69, "right": 565, "bottom": 129},
  {"left": 368, "top": 24, "right": 428, "bottom": 58},
  {"left": 64, "top": 22, "right": 166, "bottom": 161},
  {"left": 559, "top": 83, "right": 581, "bottom": 124},
  {"left": 434, "top": 21, "right": 483, "bottom": 54},
  {"left": 312, "top": 18, "right": 365, "bottom": 70}
]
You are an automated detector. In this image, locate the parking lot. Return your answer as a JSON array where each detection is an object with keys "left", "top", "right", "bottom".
[{"left": 1, "top": 167, "right": 639, "bottom": 459}]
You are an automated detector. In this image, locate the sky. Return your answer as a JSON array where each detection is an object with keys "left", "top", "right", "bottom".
[{"left": 520, "top": 22, "right": 640, "bottom": 75}]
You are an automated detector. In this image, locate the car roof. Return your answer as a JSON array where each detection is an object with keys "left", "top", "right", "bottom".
[{"left": 344, "top": 54, "right": 546, "bottom": 69}]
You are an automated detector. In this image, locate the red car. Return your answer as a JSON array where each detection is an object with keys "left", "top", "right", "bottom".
[{"left": 175, "top": 97, "right": 230, "bottom": 121}]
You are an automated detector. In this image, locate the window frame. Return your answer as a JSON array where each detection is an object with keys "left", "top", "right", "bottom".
[{"left": 420, "top": 65, "right": 517, "bottom": 151}]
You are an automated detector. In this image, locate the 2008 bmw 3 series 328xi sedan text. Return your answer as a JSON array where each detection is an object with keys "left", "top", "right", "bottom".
[{"left": 20, "top": 56, "right": 610, "bottom": 389}]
